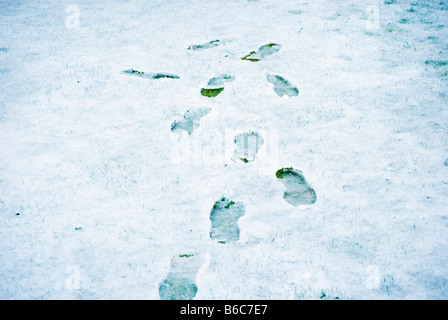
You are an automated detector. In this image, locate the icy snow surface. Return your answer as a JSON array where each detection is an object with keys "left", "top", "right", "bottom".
[{"left": 1, "top": 0, "right": 448, "bottom": 299}]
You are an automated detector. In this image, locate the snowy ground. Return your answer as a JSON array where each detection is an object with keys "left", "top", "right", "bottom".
[{"left": 1, "top": 0, "right": 448, "bottom": 300}]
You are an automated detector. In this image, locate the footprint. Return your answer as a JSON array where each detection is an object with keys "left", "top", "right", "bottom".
[
  {"left": 234, "top": 131, "right": 264, "bottom": 163},
  {"left": 266, "top": 74, "right": 299, "bottom": 97},
  {"left": 200, "top": 74, "right": 235, "bottom": 98},
  {"left": 188, "top": 39, "right": 223, "bottom": 51},
  {"left": 122, "top": 69, "right": 180, "bottom": 79},
  {"left": 241, "top": 43, "right": 282, "bottom": 62},
  {"left": 159, "top": 253, "right": 203, "bottom": 300},
  {"left": 210, "top": 197, "right": 245, "bottom": 243},
  {"left": 276, "top": 168, "right": 316, "bottom": 206},
  {"left": 171, "top": 107, "right": 211, "bottom": 135}
]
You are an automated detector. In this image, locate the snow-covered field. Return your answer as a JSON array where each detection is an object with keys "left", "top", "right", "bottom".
[{"left": 1, "top": 0, "right": 448, "bottom": 300}]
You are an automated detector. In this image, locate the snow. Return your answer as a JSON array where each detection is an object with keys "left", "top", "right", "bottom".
[{"left": 1, "top": 0, "right": 448, "bottom": 299}]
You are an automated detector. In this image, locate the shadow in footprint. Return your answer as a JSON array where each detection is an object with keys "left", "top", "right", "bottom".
[
  {"left": 276, "top": 168, "right": 316, "bottom": 206},
  {"left": 171, "top": 108, "right": 211, "bottom": 135},
  {"left": 210, "top": 197, "right": 245, "bottom": 243},
  {"left": 201, "top": 74, "right": 235, "bottom": 98},
  {"left": 188, "top": 39, "right": 223, "bottom": 51},
  {"left": 234, "top": 131, "right": 264, "bottom": 163},
  {"left": 159, "top": 253, "right": 203, "bottom": 300},
  {"left": 241, "top": 43, "right": 282, "bottom": 62},
  {"left": 122, "top": 69, "right": 180, "bottom": 79},
  {"left": 266, "top": 74, "right": 299, "bottom": 97}
]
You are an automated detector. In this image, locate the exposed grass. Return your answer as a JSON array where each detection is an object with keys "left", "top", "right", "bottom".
[
  {"left": 201, "top": 87, "right": 224, "bottom": 97},
  {"left": 241, "top": 43, "right": 281, "bottom": 62},
  {"left": 425, "top": 60, "right": 448, "bottom": 67},
  {"left": 241, "top": 51, "right": 259, "bottom": 62}
]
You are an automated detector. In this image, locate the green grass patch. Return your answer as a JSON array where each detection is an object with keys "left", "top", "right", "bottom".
[
  {"left": 201, "top": 87, "right": 224, "bottom": 97},
  {"left": 276, "top": 167, "right": 295, "bottom": 179}
]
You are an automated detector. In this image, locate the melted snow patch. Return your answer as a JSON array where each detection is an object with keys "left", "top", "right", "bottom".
[
  {"left": 159, "top": 253, "right": 203, "bottom": 300},
  {"left": 210, "top": 197, "right": 245, "bottom": 243}
]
